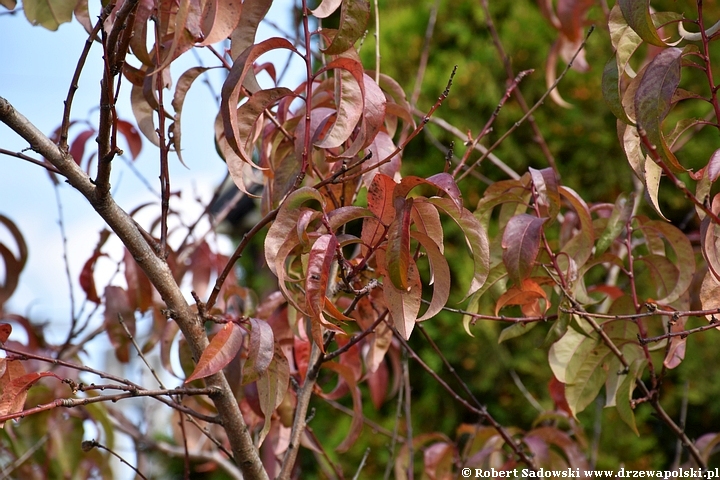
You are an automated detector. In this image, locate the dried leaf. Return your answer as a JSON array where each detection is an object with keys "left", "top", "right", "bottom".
[
  {"left": 315, "top": 58, "right": 365, "bottom": 149},
  {"left": 131, "top": 82, "right": 160, "bottom": 146},
  {"left": 200, "top": 0, "right": 242, "bottom": 46},
  {"left": 699, "top": 270, "right": 720, "bottom": 325},
  {"left": 186, "top": 322, "right": 246, "bottom": 383},
  {"left": 412, "top": 231, "right": 450, "bottom": 321}
]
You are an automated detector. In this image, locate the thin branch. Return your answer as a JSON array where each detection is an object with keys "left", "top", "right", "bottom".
[
  {"left": 82, "top": 439, "right": 149, "bottom": 480},
  {"left": 641, "top": 317, "right": 720, "bottom": 345},
  {"left": 409, "top": 0, "right": 440, "bottom": 107},
  {"left": 0, "top": 148, "right": 63, "bottom": 174}
]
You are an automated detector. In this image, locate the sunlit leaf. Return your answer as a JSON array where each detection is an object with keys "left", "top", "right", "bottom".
[
  {"left": 462, "top": 264, "right": 508, "bottom": 336},
  {"left": 186, "top": 322, "right": 246, "bottom": 383},
  {"left": 200, "top": 0, "right": 242, "bottom": 46},
  {"left": 322, "top": 0, "right": 370, "bottom": 55},
  {"left": 311, "top": 0, "right": 341, "bottom": 18},
  {"left": 23, "top": 0, "right": 74, "bottom": 30},
  {"left": 315, "top": 57, "right": 365, "bottom": 149}
]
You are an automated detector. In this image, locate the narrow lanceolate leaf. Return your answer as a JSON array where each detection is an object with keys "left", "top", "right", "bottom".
[
  {"left": 663, "top": 315, "right": 687, "bottom": 369},
  {"left": 221, "top": 37, "right": 299, "bottom": 158},
  {"left": 305, "top": 234, "right": 339, "bottom": 322},
  {"left": 199, "top": 0, "right": 243, "bottom": 46},
  {"left": 256, "top": 345, "right": 290, "bottom": 446},
  {"left": 384, "top": 259, "right": 422, "bottom": 339},
  {"left": 411, "top": 201, "right": 444, "bottom": 253},
  {"left": 699, "top": 271, "right": 720, "bottom": 326},
  {"left": 595, "top": 192, "right": 634, "bottom": 256},
  {"left": 315, "top": 59, "right": 365, "bottom": 149},
  {"left": 185, "top": 322, "right": 246, "bottom": 383},
  {"left": 412, "top": 231, "right": 450, "bottom": 321},
  {"left": 635, "top": 48, "right": 685, "bottom": 172},
  {"left": 104, "top": 286, "right": 135, "bottom": 363},
  {"left": 494, "top": 278, "right": 550, "bottom": 317},
  {"left": 618, "top": 0, "right": 667, "bottom": 47},
  {"left": 265, "top": 187, "right": 325, "bottom": 275},
  {"left": 362, "top": 173, "right": 397, "bottom": 255},
  {"left": 116, "top": 120, "right": 142, "bottom": 160},
  {"left": 529, "top": 167, "right": 560, "bottom": 220},
  {"left": 226, "top": 87, "right": 295, "bottom": 170},
  {"left": 615, "top": 358, "right": 646, "bottom": 435},
  {"left": 502, "top": 214, "right": 546, "bottom": 286},
  {"left": 386, "top": 197, "right": 413, "bottom": 291},
  {"left": 394, "top": 173, "right": 463, "bottom": 213},
  {"left": 608, "top": 4, "right": 642, "bottom": 79},
  {"left": 22, "top": 0, "right": 75, "bottom": 30},
  {"left": 242, "top": 318, "right": 275, "bottom": 384},
  {"left": 131, "top": 83, "right": 160, "bottom": 146},
  {"left": 462, "top": 265, "right": 508, "bottom": 336},
  {"left": 230, "top": 0, "right": 273, "bottom": 65},
  {"left": 322, "top": 0, "right": 370, "bottom": 55},
  {"left": 602, "top": 56, "right": 633, "bottom": 124},
  {"left": 707, "top": 149, "right": 720, "bottom": 183},
  {"left": 429, "top": 197, "right": 490, "bottom": 298},
  {"left": 172, "top": 67, "right": 212, "bottom": 165}
]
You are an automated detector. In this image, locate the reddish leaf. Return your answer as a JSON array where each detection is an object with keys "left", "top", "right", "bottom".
[
  {"left": 230, "top": 0, "right": 273, "bottom": 73},
  {"left": 221, "top": 37, "right": 299, "bottom": 159},
  {"left": 185, "top": 322, "right": 247, "bottom": 383},
  {"left": 200, "top": 0, "right": 242, "bottom": 46},
  {"left": 386, "top": 197, "right": 413, "bottom": 290},
  {"left": 424, "top": 441, "right": 455, "bottom": 479},
  {"left": 124, "top": 248, "right": 153, "bottom": 312},
  {"left": 0, "top": 215, "right": 28, "bottom": 309},
  {"left": 0, "top": 324, "right": 11, "bottom": 343},
  {"left": 322, "top": 0, "right": 370, "bottom": 55},
  {"left": 306, "top": 233, "right": 339, "bottom": 325},
  {"left": 529, "top": 167, "right": 561, "bottom": 220},
  {"left": 315, "top": 58, "right": 365, "bottom": 149},
  {"left": 495, "top": 278, "right": 550, "bottom": 317},
  {"left": 69, "top": 129, "right": 95, "bottom": 166},
  {"left": 243, "top": 318, "right": 275, "bottom": 384},
  {"left": 0, "top": 370, "right": 59, "bottom": 427},
  {"left": 383, "top": 258, "right": 422, "bottom": 339},
  {"left": 361, "top": 173, "right": 397, "bottom": 256},
  {"left": 502, "top": 214, "right": 547, "bottom": 285},
  {"left": 161, "top": 320, "right": 182, "bottom": 378},
  {"left": 394, "top": 173, "right": 462, "bottom": 213},
  {"left": 367, "top": 360, "right": 389, "bottom": 409},
  {"left": 79, "top": 251, "right": 106, "bottom": 304},
  {"left": 104, "top": 286, "right": 135, "bottom": 363},
  {"left": 634, "top": 48, "right": 685, "bottom": 172},
  {"left": 412, "top": 231, "right": 450, "bottom": 322},
  {"left": 664, "top": 315, "right": 687, "bottom": 369},
  {"left": 548, "top": 376, "right": 573, "bottom": 416}
]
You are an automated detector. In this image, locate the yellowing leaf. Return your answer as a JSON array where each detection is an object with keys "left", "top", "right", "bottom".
[
  {"left": 23, "top": 0, "right": 75, "bottom": 30},
  {"left": 383, "top": 259, "right": 422, "bottom": 339}
]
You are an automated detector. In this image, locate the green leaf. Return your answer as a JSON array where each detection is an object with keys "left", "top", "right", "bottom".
[
  {"left": 602, "top": 56, "right": 632, "bottom": 124},
  {"left": 462, "top": 264, "right": 508, "bottom": 336},
  {"left": 618, "top": 0, "right": 667, "bottom": 47},
  {"left": 615, "top": 358, "right": 646, "bottom": 435},
  {"left": 256, "top": 344, "right": 290, "bottom": 446},
  {"left": 23, "top": 0, "right": 75, "bottom": 30},
  {"left": 498, "top": 321, "right": 538, "bottom": 343},
  {"left": 608, "top": 4, "right": 642, "bottom": 79},
  {"left": 596, "top": 192, "right": 634, "bottom": 256},
  {"left": 322, "top": 0, "right": 370, "bottom": 55}
]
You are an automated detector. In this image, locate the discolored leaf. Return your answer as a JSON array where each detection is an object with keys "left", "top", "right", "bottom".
[
  {"left": 0, "top": 324, "right": 11, "bottom": 343},
  {"left": 502, "top": 214, "right": 546, "bottom": 285},
  {"left": 701, "top": 194, "right": 720, "bottom": 282},
  {"left": 79, "top": 251, "right": 106, "bottom": 304},
  {"left": 104, "top": 286, "right": 135, "bottom": 363},
  {"left": 383, "top": 259, "right": 422, "bottom": 339},
  {"left": 124, "top": 248, "right": 153, "bottom": 312},
  {"left": 462, "top": 265, "right": 508, "bottom": 336},
  {"left": 23, "top": 0, "right": 75, "bottom": 30},
  {"left": 200, "top": 0, "right": 242, "bottom": 46},
  {"left": 186, "top": 322, "right": 246, "bottom": 383},
  {"left": 0, "top": 215, "right": 28, "bottom": 309},
  {"left": 635, "top": 48, "right": 685, "bottom": 172},
  {"left": 495, "top": 278, "right": 550, "bottom": 317},
  {"left": 265, "top": 186, "right": 325, "bottom": 275},
  {"left": 221, "top": 37, "right": 299, "bottom": 159},
  {"left": 708, "top": 149, "right": 720, "bottom": 183},
  {"left": 131, "top": 83, "right": 160, "bottom": 146},
  {"left": 394, "top": 173, "right": 463, "bottom": 213},
  {"left": 361, "top": 173, "right": 397, "bottom": 256},
  {"left": 386, "top": 197, "right": 413, "bottom": 291},
  {"left": 305, "top": 234, "right": 338, "bottom": 322},
  {"left": 322, "top": 0, "right": 370, "bottom": 56},
  {"left": 1, "top": 0, "right": 16, "bottom": 9},
  {"left": 256, "top": 344, "right": 290, "bottom": 446},
  {"left": 618, "top": 0, "right": 666, "bottom": 47},
  {"left": 0, "top": 370, "right": 59, "bottom": 427},
  {"left": 412, "top": 231, "right": 450, "bottom": 321},
  {"left": 663, "top": 316, "right": 687, "bottom": 369},
  {"left": 699, "top": 270, "right": 720, "bottom": 325},
  {"left": 498, "top": 321, "right": 538, "bottom": 343},
  {"left": 429, "top": 197, "right": 490, "bottom": 298},
  {"left": 69, "top": 129, "right": 95, "bottom": 166},
  {"left": 559, "top": 186, "right": 595, "bottom": 271}
]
